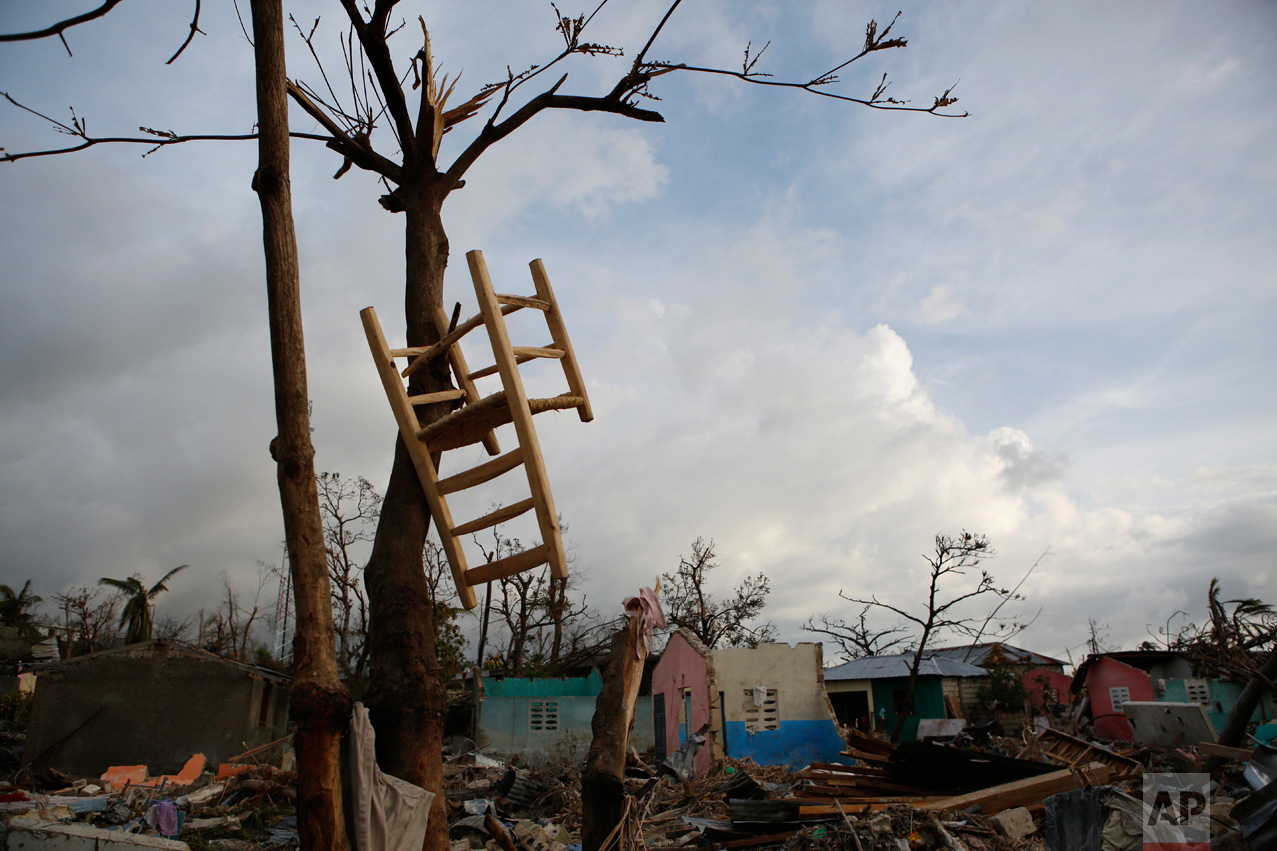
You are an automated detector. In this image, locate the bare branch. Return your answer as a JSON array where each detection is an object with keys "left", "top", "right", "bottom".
[
  {"left": 336, "top": 0, "right": 417, "bottom": 159},
  {"left": 0, "top": 92, "right": 335, "bottom": 163},
  {"left": 0, "top": 0, "right": 128, "bottom": 51},
  {"left": 165, "top": 0, "right": 204, "bottom": 65}
]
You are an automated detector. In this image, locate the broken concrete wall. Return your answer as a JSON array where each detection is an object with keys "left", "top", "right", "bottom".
[
  {"left": 650, "top": 630, "right": 713, "bottom": 775},
  {"left": 1159, "top": 676, "right": 1277, "bottom": 733},
  {"left": 1083, "top": 656, "right": 1155, "bottom": 740},
  {"left": 710, "top": 642, "right": 847, "bottom": 768},
  {"left": 476, "top": 673, "right": 653, "bottom": 762},
  {"left": 23, "top": 641, "right": 290, "bottom": 777},
  {"left": 825, "top": 677, "right": 875, "bottom": 728}
]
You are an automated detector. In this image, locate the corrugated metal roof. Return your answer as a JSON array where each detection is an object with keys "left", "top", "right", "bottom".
[
  {"left": 824, "top": 652, "right": 988, "bottom": 681},
  {"left": 927, "top": 643, "right": 1067, "bottom": 668}
]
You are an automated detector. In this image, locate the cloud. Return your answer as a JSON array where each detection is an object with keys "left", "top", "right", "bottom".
[{"left": 914, "top": 283, "right": 968, "bottom": 325}]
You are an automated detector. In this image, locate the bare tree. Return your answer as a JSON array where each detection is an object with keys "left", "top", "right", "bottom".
[
  {"left": 804, "top": 604, "right": 910, "bottom": 663},
  {"left": 421, "top": 536, "right": 469, "bottom": 681},
  {"left": 839, "top": 532, "right": 1024, "bottom": 742},
  {"left": 250, "top": 1, "right": 350, "bottom": 843},
  {"left": 317, "top": 471, "right": 381, "bottom": 680},
  {"left": 209, "top": 566, "right": 273, "bottom": 660},
  {"left": 51, "top": 585, "right": 122, "bottom": 655},
  {"left": 4, "top": 6, "right": 964, "bottom": 844},
  {"left": 661, "top": 537, "right": 775, "bottom": 649},
  {"left": 153, "top": 614, "right": 197, "bottom": 642}
]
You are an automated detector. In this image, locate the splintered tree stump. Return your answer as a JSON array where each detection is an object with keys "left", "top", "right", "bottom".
[{"left": 581, "top": 618, "right": 645, "bottom": 851}]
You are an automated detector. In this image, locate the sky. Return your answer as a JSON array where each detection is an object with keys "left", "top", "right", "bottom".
[{"left": 1, "top": 1, "right": 1274, "bottom": 668}]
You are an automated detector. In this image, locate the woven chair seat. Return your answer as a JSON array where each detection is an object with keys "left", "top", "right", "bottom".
[{"left": 418, "top": 391, "right": 585, "bottom": 452}]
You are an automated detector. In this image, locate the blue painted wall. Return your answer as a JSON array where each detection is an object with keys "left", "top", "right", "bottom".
[{"left": 722, "top": 719, "right": 847, "bottom": 768}]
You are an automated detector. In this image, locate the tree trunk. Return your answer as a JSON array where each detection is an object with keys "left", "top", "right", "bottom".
[
  {"left": 581, "top": 618, "right": 646, "bottom": 851},
  {"left": 1207, "top": 651, "right": 1277, "bottom": 774},
  {"left": 892, "top": 628, "right": 931, "bottom": 744},
  {"left": 363, "top": 176, "right": 453, "bottom": 851},
  {"left": 249, "top": 1, "right": 351, "bottom": 848}
]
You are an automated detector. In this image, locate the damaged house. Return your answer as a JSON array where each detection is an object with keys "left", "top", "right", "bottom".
[
  {"left": 23, "top": 639, "right": 291, "bottom": 777},
  {"left": 929, "top": 642, "right": 1074, "bottom": 715},
  {"left": 475, "top": 671, "right": 655, "bottom": 762},
  {"left": 651, "top": 629, "right": 846, "bottom": 771},
  {"left": 823, "top": 652, "right": 990, "bottom": 742},
  {"left": 1071, "top": 649, "right": 1276, "bottom": 741}
]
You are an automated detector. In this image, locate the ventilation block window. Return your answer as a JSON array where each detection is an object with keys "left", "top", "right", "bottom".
[
  {"left": 743, "top": 688, "right": 780, "bottom": 731},
  {"left": 1109, "top": 686, "right": 1130, "bottom": 711},
  {"left": 1184, "top": 680, "right": 1211, "bottom": 704},
  {"left": 529, "top": 700, "right": 559, "bottom": 733}
]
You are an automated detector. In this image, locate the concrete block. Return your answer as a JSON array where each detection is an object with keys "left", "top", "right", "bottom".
[
  {"left": 990, "top": 806, "right": 1037, "bottom": 840},
  {"left": 0, "top": 822, "right": 189, "bottom": 850}
]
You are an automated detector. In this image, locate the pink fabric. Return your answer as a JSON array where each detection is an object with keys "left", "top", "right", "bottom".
[{"left": 623, "top": 587, "right": 667, "bottom": 658}]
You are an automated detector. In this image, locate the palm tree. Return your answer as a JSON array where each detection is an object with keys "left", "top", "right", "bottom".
[
  {"left": 99, "top": 565, "right": 189, "bottom": 644},
  {"left": 0, "top": 580, "right": 43, "bottom": 639}
]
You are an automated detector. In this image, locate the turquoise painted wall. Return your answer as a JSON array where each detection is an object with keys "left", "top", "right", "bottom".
[
  {"left": 477, "top": 673, "right": 653, "bottom": 761},
  {"left": 1159, "top": 678, "right": 1276, "bottom": 732},
  {"left": 484, "top": 671, "right": 602, "bottom": 697},
  {"left": 722, "top": 719, "right": 847, "bottom": 768},
  {"left": 869, "top": 677, "right": 946, "bottom": 743}
]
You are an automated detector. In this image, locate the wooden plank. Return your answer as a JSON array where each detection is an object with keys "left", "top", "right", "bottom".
[
  {"left": 467, "top": 349, "right": 559, "bottom": 381},
  {"left": 496, "top": 294, "right": 549, "bottom": 311},
  {"left": 451, "top": 497, "right": 535, "bottom": 537},
  {"left": 437, "top": 447, "right": 524, "bottom": 496},
  {"left": 402, "top": 303, "right": 520, "bottom": 379},
  {"left": 720, "top": 833, "right": 798, "bottom": 849},
  {"left": 359, "top": 307, "right": 476, "bottom": 610},
  {"left": 1196, "top": 742, "right": 1253, "bottom": 761},
  {"left": 944, "top": 694, "right": 962, "bottom": 720},
  {"left": 529, "top": 258, "right": 593, "bottom": 423},
  {"left": 800, "top": 778, "right": 933, "bottom": 796},
  {"left": 468, "top": 250, "right": 568, "bottom": 580},
  {"left": 511, "top": 345, "right": 564, "bottom": 360},
  {"left": 843, "top": 748, "right": 893, "bottom": 764},
  {"left": 918, "top": 763, "right": 1111, "bottom": 816},
  {"left": 464, "top": 543, "right": 551, "bottom": 586},
  {"left": 431, "top": 306, "right": 501, "bottom": 457},
  {"left": 406, "top": 389, "right": 466, "bottom": 406}
]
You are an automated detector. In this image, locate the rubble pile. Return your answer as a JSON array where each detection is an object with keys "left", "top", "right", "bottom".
[{"left": 0, "top": 726, "right": 1271, "bottom": 850}]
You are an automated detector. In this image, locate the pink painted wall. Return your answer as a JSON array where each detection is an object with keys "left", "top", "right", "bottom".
[
  {"left": 1022, "top": 667, "right": 1074, "bottom": 712},
  {"left": 650, "top": 632, "right": 713, "bottom": 774},
  {"left": 1086, "top": 657, "right": 1155, "bottom": 740}
]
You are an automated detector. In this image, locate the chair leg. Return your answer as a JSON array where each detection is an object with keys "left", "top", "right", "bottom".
[{"left": 467, "top": 250, "right": 569, "bottom": 580}]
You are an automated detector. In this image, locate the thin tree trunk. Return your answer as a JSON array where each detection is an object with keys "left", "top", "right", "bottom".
[
  {"left": 363, "top": 176, "right": 453, "bottom": 851},
  {"left": 581, "top": 618, "right": 646, "bottom": 851},
  {"left": 250, "top": 1, "right": 351, "bottom": 847}
]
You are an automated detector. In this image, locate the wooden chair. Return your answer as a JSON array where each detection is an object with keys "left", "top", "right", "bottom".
[{"left": 361, "top": 250, "right": 592, "bottom": 609}]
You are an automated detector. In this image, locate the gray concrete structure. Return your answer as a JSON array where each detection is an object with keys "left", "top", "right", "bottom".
[{"left": 23, "top": 640, "right": 290, "bottom": 777}]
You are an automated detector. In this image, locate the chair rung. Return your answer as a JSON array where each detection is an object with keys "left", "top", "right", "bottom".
[
  {"left": 467, "top": 346, "right": 563, "bottom": 381},
  {"left": 464, "top": 543, "right": 551, "bottom": 585},
  {"left": 436, "top": 448, "right": 524, "bottom": 495},
  {"left": 406, "top": 389, "right": 466, "bottom": 406},
  {"left": 401, "top": 304, "right": 522, "bottom": 379},
  {"left": 451, "top": 498, "right": 535, "bottom": 537},
  {"left": 496, "top": 294, "right": 550, "bottom": 311}
]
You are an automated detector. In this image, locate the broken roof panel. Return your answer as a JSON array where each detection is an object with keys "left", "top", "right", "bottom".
[{"left": 926, "top": 642, "right": 1067, "bottom": 669}]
